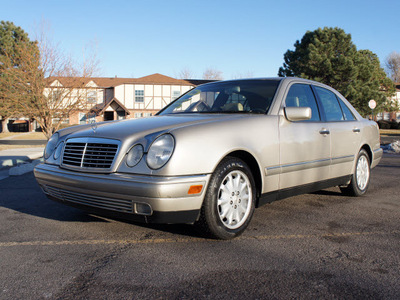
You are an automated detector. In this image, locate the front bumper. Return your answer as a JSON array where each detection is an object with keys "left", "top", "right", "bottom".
[{"left": 34, "top": 164, "right": 211, "bottom": 224}]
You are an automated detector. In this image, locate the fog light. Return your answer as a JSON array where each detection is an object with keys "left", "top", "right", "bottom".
[{"left": 134, "top": 203, "right": 152, "bottom": 216}]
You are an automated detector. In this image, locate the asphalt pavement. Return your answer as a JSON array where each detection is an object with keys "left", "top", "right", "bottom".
[{"left": 0, "top": 154, "right": 399, "bottom": 299}]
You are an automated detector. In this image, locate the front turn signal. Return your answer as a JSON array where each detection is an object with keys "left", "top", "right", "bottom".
[{"left": 188, "top": 185, "right": 203, "bottom": 195}]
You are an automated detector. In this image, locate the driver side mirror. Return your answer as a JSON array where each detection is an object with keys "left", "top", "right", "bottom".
[{"left": 284, "top": 107, "right": 312, "bottom": 121}]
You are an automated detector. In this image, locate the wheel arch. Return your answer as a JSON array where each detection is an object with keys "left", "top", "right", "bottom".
[
  {"left": 360, "top": 144, "right": 373, "bottom": 165},
  {"left": 223, "top": 150, "right": 263, "bottom": 199}
]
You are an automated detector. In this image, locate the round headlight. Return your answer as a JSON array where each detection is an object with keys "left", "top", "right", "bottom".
[
  {"left": 44, "top": 133, "right": 59, "bottom": 159},
  {"left": 53, "top": 141, "right": 64, "bottom": 160},
  {"left": 146, "top": 134, "right": 175, "bottom": 169},
  {"left": 126, "top": 144, "right": 144, "bottom": 167}
]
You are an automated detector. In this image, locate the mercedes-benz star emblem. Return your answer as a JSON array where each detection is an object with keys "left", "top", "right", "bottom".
[{"left": 91, "top": 120, "right": 97, "bottom": 132}]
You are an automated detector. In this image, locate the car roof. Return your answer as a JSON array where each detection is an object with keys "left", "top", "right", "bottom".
[{"left": 196, "top": 77, "right": 328, "bottom": 87}]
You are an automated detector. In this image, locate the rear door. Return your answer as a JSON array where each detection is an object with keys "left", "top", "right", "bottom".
[{"left": 312, "top": 86, "right": 361, "bottom": 178}]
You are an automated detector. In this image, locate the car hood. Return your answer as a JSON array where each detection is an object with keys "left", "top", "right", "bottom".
[{"left": 63, "top": 114, "right": 244, "bottom": 140}]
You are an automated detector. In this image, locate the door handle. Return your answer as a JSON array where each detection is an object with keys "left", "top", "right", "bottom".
[
  {"left": 319, "top": 128, "right": 330, "bottom": 135},
  {"left": 353, "top": 128, "right": 361, "bottom": 133}
]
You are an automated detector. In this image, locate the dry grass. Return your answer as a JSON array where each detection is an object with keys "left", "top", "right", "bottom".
[
  {"left": 380, "top": 129, "right": 400, "bottom": 136},
  {"left": 0, "top": 132, "right": 46, "bottom": 140},
  {"left": 0, "top": 132, "right": 46, "bottom": 151},
  {"left": 0, "top": 145, "right": 44, "bottom": 151},
  {"left": 13, "top": 132, "right": 46, "bottom": 140},
  {"left": 0, "top": 132, "right": 19, "bottom": 139}
]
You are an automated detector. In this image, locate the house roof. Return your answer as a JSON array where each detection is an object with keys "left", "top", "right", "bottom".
[
  {"left": 90, "top": 98, "right": 130, "bottom": 115},
  {"left": 47, "top": 76, "right": 138, "bottom": 88},
  {"left": 133, "top": 73, "right": 194, "bottom": 85},
  {"left": 47, "top": 73, "right": 213, "bottom": 88}
]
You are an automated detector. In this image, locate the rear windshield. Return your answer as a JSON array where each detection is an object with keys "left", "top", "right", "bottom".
[{"left": 158, "top": 80, "right": 280, "bottom": 115}]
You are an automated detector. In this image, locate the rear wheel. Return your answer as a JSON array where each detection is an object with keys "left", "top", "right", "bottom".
[
  {"left": 196, "top": 157, "right": 256, "bottom": 240},
  {"left": 340, "top": 149, "right": 371, "bottom": 196}
]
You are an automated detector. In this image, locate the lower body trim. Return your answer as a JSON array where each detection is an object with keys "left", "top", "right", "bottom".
[{"left": 257, "top": 175, "right": 351, "bottom": 207}]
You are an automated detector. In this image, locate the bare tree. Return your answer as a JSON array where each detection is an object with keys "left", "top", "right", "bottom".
[
  {"left": 0, "top": 25, "right": 99, "bottom": 139},
  {"left": 385, "top": 51, "right": 400, "bottom": 83},
  {"left": 202, "top": 67, "right": 223, "bottom": 80},
  {"left": 231, "top": 71, "right": 255, "bottom": 79},
  {"left": 176, "top": 67, "right": 196, "bottom": 79}
]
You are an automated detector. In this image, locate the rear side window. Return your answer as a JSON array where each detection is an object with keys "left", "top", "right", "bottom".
[
  {"left": 314, "top": 86, "right": 344, "bottom": 121},
  {"left": 285, "top": 84, "right": 320, "bottom": 121},
  {"left": 338, "top": 98, "right": 356, "bottom": 121}
]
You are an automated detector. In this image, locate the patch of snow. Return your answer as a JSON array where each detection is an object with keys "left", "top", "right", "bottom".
[{"left": 381, "top": 140, "right": 400, "bottom": 153}]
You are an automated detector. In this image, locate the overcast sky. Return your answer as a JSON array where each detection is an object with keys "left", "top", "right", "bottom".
[{"left": 1, "top": 0, "right": 399, "bottom": 79}]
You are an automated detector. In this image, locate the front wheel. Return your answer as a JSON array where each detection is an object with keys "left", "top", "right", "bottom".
[
  {"left": 196, "top": 157, "right": 256, "bottom": 240},
  {"left": 340, "top": 149, "right": 371, "bottom": 196}
]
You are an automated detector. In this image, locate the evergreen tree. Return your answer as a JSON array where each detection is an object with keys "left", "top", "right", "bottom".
[
  {"left": 0, "top": 21, "right": 37, "bottom": 132},
  {"left": 278, "top": 27, "right": 395, "bottom": 116}
]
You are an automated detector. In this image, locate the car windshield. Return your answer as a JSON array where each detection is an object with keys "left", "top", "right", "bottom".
[{"left": 158, "top": 80, "right": 281, "bottom": 115}]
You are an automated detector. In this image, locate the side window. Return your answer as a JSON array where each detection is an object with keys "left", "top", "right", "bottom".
[
  {"left": 338, "top": 98, "right": 356, "bottom": 121},
  {"left": 314, "top": 86, "right": 344, "bottom": 121},
  {"left": 285, "top": 84, "right": 320, "bottom": 121}
]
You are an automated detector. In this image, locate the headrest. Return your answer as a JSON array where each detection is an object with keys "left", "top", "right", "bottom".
[{"left": 221, "top": 103, "right": 244, "bottom": 111}]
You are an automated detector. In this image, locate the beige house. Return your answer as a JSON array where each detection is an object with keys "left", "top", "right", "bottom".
[
  {"left": 377, "top": 83, "right": 400, "bottom": 121},
  {"left": 48, "top": 73, "right": 211, "bottom": 126},
  {"left": 389, "top": 83, "right": 400, "bottom": 120}
]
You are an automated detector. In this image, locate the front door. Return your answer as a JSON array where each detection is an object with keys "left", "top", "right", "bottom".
[
  {"left": 278, "top": 83, "right": 331, "bottom": 189},
  {"left": 104, "top": 111, "right": 114, "bottom": 121}
]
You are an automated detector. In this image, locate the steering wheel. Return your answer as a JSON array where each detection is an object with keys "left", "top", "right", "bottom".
[{"left": 184, "top": 100, "right": 211, "bottom": 112}]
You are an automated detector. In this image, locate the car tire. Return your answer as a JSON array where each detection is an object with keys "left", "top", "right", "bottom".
[
  {"left": 196, "top": 157, "right": 256, "bottom": 240},
  {"left": 340, "top": 149, "right": 371, "bottom": 197}
]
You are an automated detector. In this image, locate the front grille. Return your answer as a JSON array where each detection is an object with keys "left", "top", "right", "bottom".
[
  {"left": 43, "top": 185, "right": 133, "bottom": 213},
  {"left": 62, "top": 139, "right": 119, "bottom": 170}
]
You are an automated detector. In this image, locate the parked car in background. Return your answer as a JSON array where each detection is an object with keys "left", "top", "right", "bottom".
[{"left": 34, "top": 77, "right": 382, "bottom": 239}]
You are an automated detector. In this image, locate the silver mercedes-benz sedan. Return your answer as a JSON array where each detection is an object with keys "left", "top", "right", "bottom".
[{"left": 34, "top": 77, "right": 382, "bottom": 239}]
